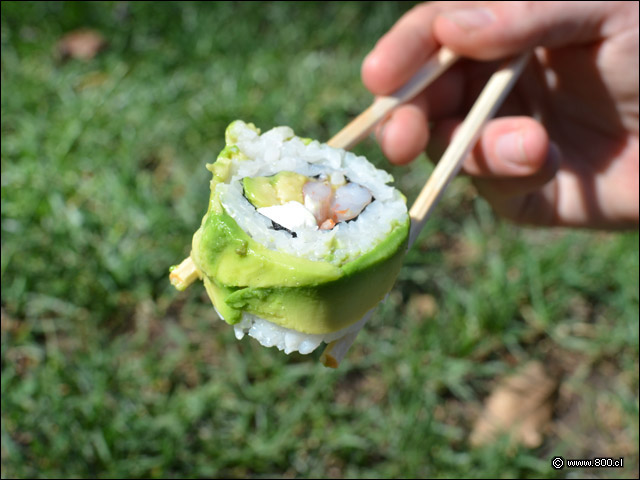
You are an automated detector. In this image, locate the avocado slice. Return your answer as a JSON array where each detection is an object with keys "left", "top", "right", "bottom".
[
  {"left": 192, "top": 208, "right": 342, "bottom": 289},
  {"left": 242, "top": 171, "right": 308, "bottom": 208},
  {"left": 222, "top": 223, "right": 408, "bottom": 333}
]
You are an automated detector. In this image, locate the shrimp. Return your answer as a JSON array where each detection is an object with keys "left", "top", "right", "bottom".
[
  {"left": 303, "top": 181, "right": 333, "bottom": 225},
  {"left": 330, "top": 183, "right": 372, "bottom": 223},
  {"left": 303, "top": 179, "right": 373, "bottom": 228},
  {"left": 320, "top": 218, "right": 336, "bottom": 230}
]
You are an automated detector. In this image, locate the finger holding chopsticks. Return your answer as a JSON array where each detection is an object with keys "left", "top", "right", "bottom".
[{"left": 363, "top": 1, "right": 639, "bottom": 229}]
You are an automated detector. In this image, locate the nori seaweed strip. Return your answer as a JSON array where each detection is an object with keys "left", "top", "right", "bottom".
[{"left": 271, "top": 221, "right": 297, "bottom": 238}]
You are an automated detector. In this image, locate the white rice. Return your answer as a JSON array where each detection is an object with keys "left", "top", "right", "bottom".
[
  {"left": 230, "top": 309, "right": 375, "bottom": 355},
  {"left": 213, "top": 121, "right": 407, "bottom": 354}
]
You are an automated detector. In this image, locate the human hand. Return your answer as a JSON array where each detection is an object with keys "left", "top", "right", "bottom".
[{"left": 362, "top": 1, "right": 639, "bottom": 228}]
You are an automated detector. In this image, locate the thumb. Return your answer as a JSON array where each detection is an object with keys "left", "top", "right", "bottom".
[{"left": 433, "top": 1, "right": 633, "bottom": 60}]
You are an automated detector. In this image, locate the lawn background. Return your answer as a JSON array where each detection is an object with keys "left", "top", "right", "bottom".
[{"left": 1, "top": 2, "right": 638, "bottom": 478}]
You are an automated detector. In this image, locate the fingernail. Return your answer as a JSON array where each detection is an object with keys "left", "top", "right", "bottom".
[
  {"left": 441, "top": 8, "right": 496, "bottom": 31},
  {"left": 496, "top": 131, "right": 527, "bottom": 164}
]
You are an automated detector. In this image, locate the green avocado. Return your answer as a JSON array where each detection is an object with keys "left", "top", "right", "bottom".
[
  {"left": 189, "top": 121, "right": 409, "bottom": 334},
  {"left": 242, "top": 171, "right": 308, "bottom": 208},
  {"left": 222, "top": 224, "right": 408, "bottom": 333},
  {"left": 192, "top": 209, "right": 343, "bottom": 289}
]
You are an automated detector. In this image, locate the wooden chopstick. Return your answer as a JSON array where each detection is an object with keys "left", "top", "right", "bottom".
[
  {"left": 327, "top": 47, "right": 458, "bottom": 150},
  {"left": 321, "top": 52, "right": 532, "bottom": 368},
  {"left": 407, "top": 52, "right": 531, "bottom": 247}
]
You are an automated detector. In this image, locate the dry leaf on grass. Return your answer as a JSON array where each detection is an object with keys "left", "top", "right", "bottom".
[
  {"left": 407, "top": 293, "right": 438, "bottom": 319},
  {"left": 57, "top": 29, "right": 107, "bottom": 61},
  {"left": 470, "top": 361, "right": 558, "bottom": 448}
]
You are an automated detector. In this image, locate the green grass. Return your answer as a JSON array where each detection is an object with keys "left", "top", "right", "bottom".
[{"left": 1, "top": 2, "right": 638, "bottom": 478}]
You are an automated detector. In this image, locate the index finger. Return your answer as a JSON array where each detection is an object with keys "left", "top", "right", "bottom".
[{"left": 361, "top": 2, "right": 471, "bottom": 95}]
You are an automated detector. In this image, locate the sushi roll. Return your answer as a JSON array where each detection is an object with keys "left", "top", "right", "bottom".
[{"left": 177, "top": 120, "right": 409, "bottom": 356}]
